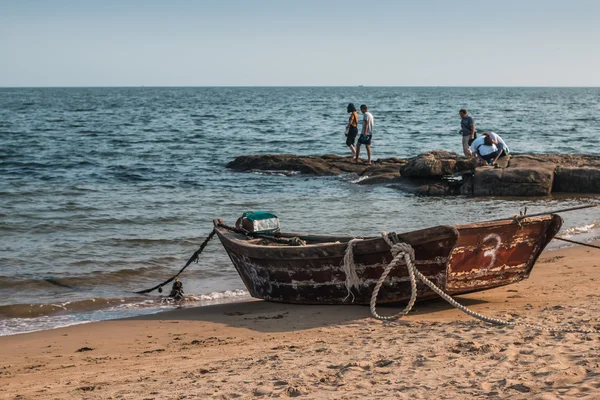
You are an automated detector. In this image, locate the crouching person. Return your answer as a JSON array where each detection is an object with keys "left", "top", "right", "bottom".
[
  {"left": 470, "top": 135, "right": 499, "bottom": 166},
  {"left": 483, "top": 132, "right": 510, "bottom": 166}
]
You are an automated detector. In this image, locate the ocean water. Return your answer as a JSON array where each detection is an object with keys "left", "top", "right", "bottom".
[{"left": 1, "top": 87, "right": 599, "bottom": 336}]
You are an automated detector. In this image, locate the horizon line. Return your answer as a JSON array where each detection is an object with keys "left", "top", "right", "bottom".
[{"left": 1, "top": 85, "right": 600, "bottom": 89}]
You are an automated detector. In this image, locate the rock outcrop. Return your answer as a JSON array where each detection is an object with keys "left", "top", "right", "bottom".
[
  {"left": 226, "top": 154, "right": 408, "bottom": 183},
  {"left": 554, "top": 167, "right": 600, "bottom": 193},
  {"left": 227, "top": 151, "right": 600, "bottom": 197},
  {"left": 466, "top": 156, "right": 557, "bottom": 197},
  {"left": 400, "top": 150, "right": 475, "bottom": 178}
]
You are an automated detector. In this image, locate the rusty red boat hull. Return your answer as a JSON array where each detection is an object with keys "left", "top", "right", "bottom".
[{"left": 214, "top": 215, "right": 562, "bottom": 305}]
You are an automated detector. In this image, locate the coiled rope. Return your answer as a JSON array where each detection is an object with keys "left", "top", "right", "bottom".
[{"left": 360, "top": 233, "right": 600, "bottom": 333}]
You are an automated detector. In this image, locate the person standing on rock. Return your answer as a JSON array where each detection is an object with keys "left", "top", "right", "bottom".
[
  {"left": 355, "top": 104, "right": 374, "bottom": 165},
  {"left": 345, "top": 103, "right": 359, "bottom": 156},
  {"left": 459, "top": 109, "right": 476, "bottom": 157}
]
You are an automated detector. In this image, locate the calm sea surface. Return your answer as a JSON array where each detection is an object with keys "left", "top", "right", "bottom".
[{"left": 1, "top": 87, "right": 599, "bottom": 335}]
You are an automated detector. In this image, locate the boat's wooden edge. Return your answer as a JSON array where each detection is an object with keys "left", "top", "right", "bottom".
[
  {"left": 454, "top": 213, "right": 556, "bottom": 230},
  {"left": 214, "top": 218, "right": 456, "bottom": 243},
  {"left": 524, "top": 213, "right": 563, "bottom": 276}
]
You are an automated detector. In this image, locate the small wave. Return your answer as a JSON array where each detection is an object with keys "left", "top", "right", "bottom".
[
  {"left": 350, "top": 175, "right": 371, "bottom": 184},
  {"left": 107, "top": 236, "right": 196, "bottom": 245},
  {"left": 111, "top": 172, "right": 152, "bottom": 182},
  {"left": 1, "top": 290, "right": 248, "bottom": 320},
  {"left": 0, "top": 289, "right": 251, "bottom": 336},
  {"left": 0, "top": 297, "right": 125, "bottom": 318},
  {"left": 560, "top": 223, "right": 600, "bottom": 238},
  {"left": 251, "top": 170, "right": 300, "bottom": 177},
  {"left": 186, "top": 289, "right": 249, "bottom": 301},
  {"left": 0, "top": 264, "right": 179, "bottom": 291}
]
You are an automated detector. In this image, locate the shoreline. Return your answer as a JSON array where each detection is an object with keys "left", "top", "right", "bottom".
[
  {"left": 2, "top": 243, "right": 600, "bottom": 398},
  {"left": 1, "top": 233, "right": 596, "bottom": 338}
]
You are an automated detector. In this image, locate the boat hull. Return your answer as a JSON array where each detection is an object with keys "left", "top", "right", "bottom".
[{"left": 214, "top": 214, "right": 562, "bottom": 305}]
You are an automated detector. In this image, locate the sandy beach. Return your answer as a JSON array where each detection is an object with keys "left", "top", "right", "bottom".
[{"left": 2, "top": 244, "right": 599, "bottom": 400}]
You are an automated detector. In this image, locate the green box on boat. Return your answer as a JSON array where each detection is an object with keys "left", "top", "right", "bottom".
[{"left": 236, "top": 211, "right": 280, "bottom": 234}]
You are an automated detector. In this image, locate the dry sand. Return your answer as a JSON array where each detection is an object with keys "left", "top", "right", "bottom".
[{"left": 2, "top": 244, "right": 600, "bottom": 399}]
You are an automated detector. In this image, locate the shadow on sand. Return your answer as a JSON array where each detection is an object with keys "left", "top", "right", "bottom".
[{"left": 131, "top": 296, "right": 489, "bottom": 333}]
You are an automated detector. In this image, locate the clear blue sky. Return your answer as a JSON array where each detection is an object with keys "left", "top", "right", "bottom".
[{"left": 1, "top": 0, "right": 599, "bottom": 86}]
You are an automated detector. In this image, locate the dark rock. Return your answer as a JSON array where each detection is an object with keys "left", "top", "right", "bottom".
[
  {"left": 356, "top": 174, "right": 403, "bottom": 185},
  {"left": 226, "top": 154, "right": 338, "bottom": 176},
  {"left": 470, "top": 156, "right": 556, "bottom": 196},
  {"left": 554, "top": 166, "right": 600, "bottom": 193},
  {"left": 415, "top": 183, "right": 450, "bottom": 196},
  {"left": 227, "top": 154, "right": 407, "bottom": 178},
  {"left": 401, "top": 150, "right": 474, "bottom": 178}
]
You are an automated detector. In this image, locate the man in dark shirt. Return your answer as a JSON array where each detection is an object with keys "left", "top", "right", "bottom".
[{"left": 459, "top": 109, "right": 476, "bottom": 157}]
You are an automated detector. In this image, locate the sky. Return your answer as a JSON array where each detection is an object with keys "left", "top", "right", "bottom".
[{"left": 1, "top": 0, "right": 599, "bottom": 87}]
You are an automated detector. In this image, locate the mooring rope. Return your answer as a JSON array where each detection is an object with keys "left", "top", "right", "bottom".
[
  {"left": 554, "top": 236, "right": 600, "bottom": 250},
  {"left": 136, "top": 223, "right": 306, "bottom": 295},
  {"left": 366, "top": 233, "right": 600, "bottom": 334},
  {"left": 135, "top": 230, "right": 216, "bottom": 294},
  {"left": 494, "top": 203, "right": 599, "bottom": 222}
]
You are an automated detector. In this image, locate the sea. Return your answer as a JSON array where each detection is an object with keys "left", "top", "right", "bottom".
[{"left": 1, "top": 87, "right": 600, "bottom": 336}]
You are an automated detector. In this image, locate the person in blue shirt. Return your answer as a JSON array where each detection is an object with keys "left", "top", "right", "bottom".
[{"left": 459, "top": 109, "right": 476, "bottom": 157}]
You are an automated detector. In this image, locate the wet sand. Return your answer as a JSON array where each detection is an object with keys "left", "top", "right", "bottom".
[{"left": 2, "top": 244, "right": 600, "bottom": 399}]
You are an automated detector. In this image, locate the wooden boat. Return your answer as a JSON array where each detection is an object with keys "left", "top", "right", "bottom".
[{"left": 213, "top": 214, "right": 562, "bottom": 305}]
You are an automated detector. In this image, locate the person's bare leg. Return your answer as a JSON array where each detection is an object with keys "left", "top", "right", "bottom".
[
  {"left": 366, "top": 145, "right": 372, "bottom": 164},
  {"left": 349, "top": 144, "right": 356, "bottom": 157},
  {"left": 355, "top": 143, "right": 361, "bottom": 162}
]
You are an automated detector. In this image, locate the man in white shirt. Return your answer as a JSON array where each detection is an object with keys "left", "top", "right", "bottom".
[
  {"left": 470, "top": 135, "right": 498, "bottom": 165},
  {"left": 483, "top": 132, "right": 510, "bottom": 166},
  {"left": 355, "top": 104, "right": 374, "bottom": 165}
]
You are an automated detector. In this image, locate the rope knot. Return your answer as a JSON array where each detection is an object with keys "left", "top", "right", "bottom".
[{"left": 390, "top": 242, "right": 415, "bottom": 260}]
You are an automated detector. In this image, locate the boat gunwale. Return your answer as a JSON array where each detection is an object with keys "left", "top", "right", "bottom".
[{"left": 213, "top": 223, "right": 459, "bottom": 253}]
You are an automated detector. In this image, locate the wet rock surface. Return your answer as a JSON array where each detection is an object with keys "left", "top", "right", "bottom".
[
  {"left": 468, "top": 156, "right": 557, "bottom": 197},
  {"left": 400, "top": 150, "right": 475, "bottom": 178},
  {"left": 227, "top": 151, "right": 600, "bottom": 196},
  {"left": 226, "top": 153, "right": 408, "bottom": 178}
]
